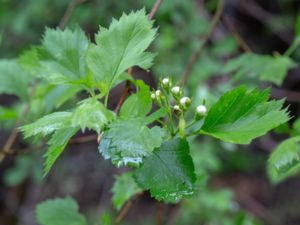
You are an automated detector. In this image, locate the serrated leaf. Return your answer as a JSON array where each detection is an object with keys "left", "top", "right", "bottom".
[
  {"left": 87, "top": 9, "right": 156, "bottom": 93},
  {"left": 200, "top": 86, "right": 289, "bottom": 144},
  {"left": 41, "top": 27, "right": 91, "bottom": 87},
  {"left": 72, "top": 98, "right": 115, "bottom": 133},
  {"left": 112, "top": 172, "right": 142, "bottom": 210},
  {"left": 99, "top": 118, "right": 163, "bottom": 167},
  {"left": 268, "top": 136, "right": 300, "bottom": 175},
  {"left": 0, "top": 60, "right": 31, "bottom": 100},
  {"left": 44, "top": 127, "right": 79, "bottom": 175},
  {"left": 134, "top": 138, "right": 196, "bottom": 202},
  {"left": 36, "top": 197, "right": 87, "bottom": 225},
  {"left": 223, "top": 53, "right": 296, "bottom": 85},
  {"left": 21, "top": 111, "right": 73, "bottom": 138},
  {"left": 120, "top": 80, "right": 152, "bottom": 118}
]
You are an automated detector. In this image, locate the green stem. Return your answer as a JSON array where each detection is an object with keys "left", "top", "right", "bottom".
[{"left": 104, "top": 92, "right": 109, "bottom": 108}]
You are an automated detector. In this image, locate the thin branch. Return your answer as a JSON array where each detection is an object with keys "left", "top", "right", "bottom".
[
  {"left": 114, "top": 68, "right": 133, "bottom": 114},
  {"left": 181, "top": 0, "right": 225, "bottom": 84},
  {"left": 59, "top": 0, "right": 88, "bottom": 30},
  {"left": 148, "top": 0, "right": 162, "bottom": 20},
  {"left": 0, "top": 84, "right": 36, "bottom": 163},
  {"left": 223, "top": 15, "right": 251, "bottom": 52},
  {"left": 69, "top": 134, "right": 98, "bottom": 144},
  {"left": 115, "top": 200, "right": 133, "bottom": 224}
]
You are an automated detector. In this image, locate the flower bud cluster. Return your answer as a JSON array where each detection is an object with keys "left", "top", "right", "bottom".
[{"left": 151, "top": 77, "right": 208, "bottom": 118}]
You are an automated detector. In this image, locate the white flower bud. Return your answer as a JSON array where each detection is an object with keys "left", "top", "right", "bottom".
[
  {"left": 196, "top": 105, "right": 207, "bottom": 116},
  {"left": 171, "top": 86, "right": 180, "bottom": 95},
  {"left": 180, "top": 97, "right": 191, "bottom": 107},
  {"left": 162, "top": 78, "right": 170, "bottom": 85},
  {"left": 151, "top": 93, "right": 156, "bottom": 100},
  {"left": 155, "top": 90, "right": 161, "bottom": 97},
  {"left": 173, "top": 105, "right": 180, "bottom": 111}
]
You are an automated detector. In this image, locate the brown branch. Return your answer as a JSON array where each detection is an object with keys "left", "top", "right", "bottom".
[
  {"left": 156, "top": 202, "right": 163, "bottom": 225},
  {"left": 223, "top": 16, "right": 251, "bottom": 52},
  {"left": 69, "top": 134, "right": 98, "bottom": 144},
  {"left": 115, "top": 200, "right": 133, "bottom": 224},
  {"left": 59, "top": 0, "right": 88, "bottom": 30},
  {"left": 148, "top": 0, "right": 162, "bottom": 20},
  {"left": 0, "top": 84, "right": 36, "bottom": 163},
  {"left": 181, "top": 0, "right": 225, "bottom": 84}
]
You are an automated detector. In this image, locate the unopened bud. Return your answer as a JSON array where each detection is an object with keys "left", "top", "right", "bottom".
[
  {"left": 171, "top": 86, "right": 180, "bottom": 95},
  {"left": 151, "top": 93, "right": 156, "bottom": 100},
  {"left": 162, "top": 78, "right": 170, "bottom": 86},
  {"left": 196, "top": 105, "right": 207, "bottom": 116},
  {"left": 180, "top": 97, "right": 191, "bottom": 108},
  {"left": 155, "top": 90, "right": 162, "bottom": 97}
]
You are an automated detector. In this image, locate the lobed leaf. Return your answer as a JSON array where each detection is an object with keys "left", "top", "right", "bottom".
[
  {"left": 44, "top": 127, "right": 79, "bottom": 175},
  {"left": 20, "top": 111, "right": 73, "bottom": 138},
  {"left": 200, "top": 86, "right": 289, "bottom": 144},
  {"left": 36, "top": 197, "right": 87, "bottom": 225},
  {"left": 87, "top": 9, "right": 157, "bottom": 93},
  {"left": 134, "top": 138, "right": 196, "bottom": 202},
  {"left": 99, "top": 118, "right": 163, "bottom": 167},
  {"left": 40, "top": 27, "right": 91, "bottom": 87},
  {"left": 72, "top": 98, "right": 115, "bottom": 133},
  {"left": 223, "top": 53, "right": 296, "bottom": 86}
]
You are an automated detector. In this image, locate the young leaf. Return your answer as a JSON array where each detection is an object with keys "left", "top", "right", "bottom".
[
  {"left": 112, "top": 172, "right": 142, "bottom": 210},
  {"left": 41, "top": 27, "right": 91, "bottom": 86},
  {"left": 20, "top": 111, "right": 73, "bottom": 138},
  {"left": 120, "top": 80, "right": 152, "bottom": 118},
  {"left": 99, "top": 118, "right": 163, "bottom": 167},
  {"left": 87, "top": 9, "right": 157, "bottom": 93},
  {"left": 200, "top": 86, "right": 289, "bottom": 144},
  {"left": 0, "top": 60, "right": 31, "bottom": 100},
  {"left": 44, "top": 127, "right": 79, "bottom": 175},
  {"left": 36, "top": 197, "right": 87, "bottom": 225},
  {"left": 268, "top": 136, "right": 300, "bottom": 175},
  {"left": 72, "top": 98, "right": 115, "bottom": 133},
  {"left": 134, "top": 138, "right": 196, "bottom": 202}
]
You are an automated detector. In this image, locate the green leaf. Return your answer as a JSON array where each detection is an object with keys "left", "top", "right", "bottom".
[
  {"left": 0, "top": 60, "right": 31, "bottom": 100},
  {"left": 21, "top": 111, "right": 73, "bottom": 138},
  {"left": 44, "top": 127, "right": 79, "bottom": 175},
  {"left": 268, "top": 161, "right": 300, "bottom": 184},
  {"left": 296, "top": 13, "right": 300, "bottom": 36},
  {"left": 44, "top": 85, "right": 82, "bottom": 112},
  {"left": 87, "top": 9, "right": 156, "bottom": 93},
  {"left": 36, "top": 197, "right": 87, "bottom": 225},
  {"left": 72, "top": 98, "right": 115, "bottom": 133},
  {"left": 293, "top": 118, "right": 300, "bottom": 133},
  {"left": 112, "top": 172, "right": 142, "bottom": 210},
  {"left": 200, "top": 86, "right": 289, "bottom": 144},
  {"left": 268, "top": 136, "right": 300, "bottom": 175},
  {"left": 41, "top": 27, "right": 91, "bottom": 87},
  {"left": 99, "top": 118, "right": 163, "bottom": 167},
  {"left": 134, "top": 138, "right": 196, "bottom": 202},
  {"left": 223, "top": 53, "right": 296, "bottom": 85},
  {"left": 120, "top": 80, "right": 152, "bottom": 118},
  {"left": 0, "top": 106, "right": 18, "bottom": 121}
]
